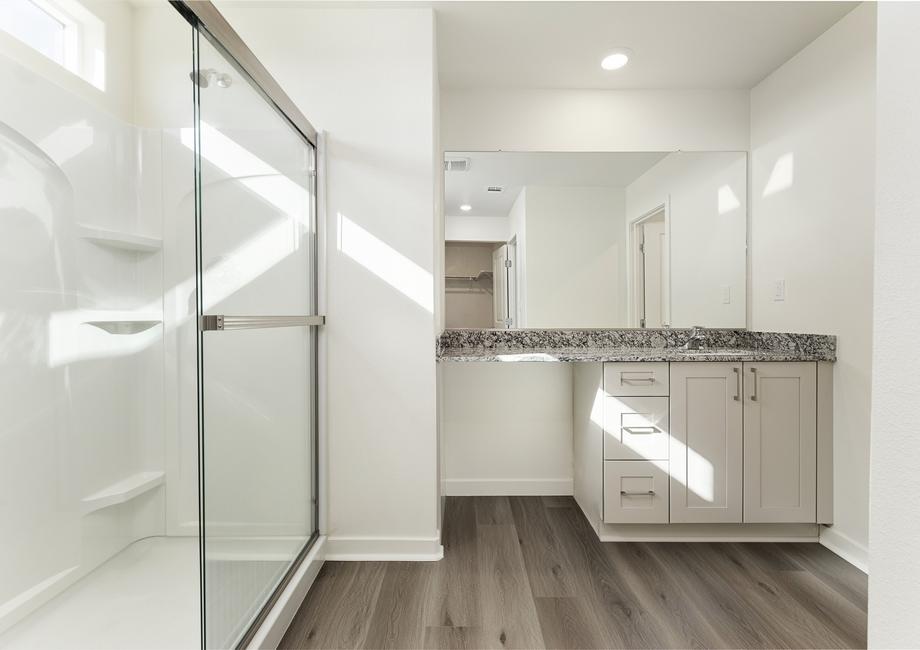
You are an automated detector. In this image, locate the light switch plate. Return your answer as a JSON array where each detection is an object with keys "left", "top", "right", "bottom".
[
  {"left": 721, "top": 285, "right": 731, "bottom": 304},
  {"left": 773, "top": 279, "right": 786, "bottom": 301}
]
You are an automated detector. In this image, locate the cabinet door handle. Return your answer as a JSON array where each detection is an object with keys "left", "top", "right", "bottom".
[
  {"left": 622, "top": 426, "right": 659, "bottom": 435},
  {"left": 750, "top": 367, "right": 758, "bottom": 401},
  {"left": 620, "top": 490, "right": 655, "bottom": 496},
  {"left": 733, "top": 367, "right": 741, "bottom": 401}
]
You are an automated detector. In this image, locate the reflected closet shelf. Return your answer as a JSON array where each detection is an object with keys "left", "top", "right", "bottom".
[
  {"left": 77, "top": 224, "right": 162, "bottom": 253},
  {"left": 80, "top": 471, "right": 165, "bottom": 514}
]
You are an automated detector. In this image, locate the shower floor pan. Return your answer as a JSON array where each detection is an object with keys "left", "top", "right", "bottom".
[{"left": 1, "top": 535, "right": 297, "bottom": 649}]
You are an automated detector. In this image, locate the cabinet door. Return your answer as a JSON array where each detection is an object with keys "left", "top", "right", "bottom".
[
  {"left": 669, "top": 362, "right": 743, "bottom": 523},
  {"left": 743, "top": 362, "right": 817, "bottom": 523}
]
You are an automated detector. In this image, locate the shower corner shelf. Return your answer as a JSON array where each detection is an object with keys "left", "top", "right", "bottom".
[
  {"left": 76, "top": 223, "right": 162, "bottom": 253},
  {"left": 81, "top": 470, "right": 165, "bottom": 515},
  {"left": 84, "top": 320, "right": 162, "bottom": 335}
]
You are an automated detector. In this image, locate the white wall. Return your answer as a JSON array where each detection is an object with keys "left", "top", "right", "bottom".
[
  {"left": 220, "top": 5, "right": 441, "bottom": 559},
  {"left": 749, "top": 3, "right": 875, "bottom": 570},
  {"left": 445, "top": 215, "right": 508, "bottom": 242},
  {"left": 868, "top": 2, "right": 920, "bottom": 645},
  {"left": 626, "top": 151, "right": 748, "bottom": 328},
  {"left": 441, "top": 88, "right": 750, "bottom": 152},
  {"left": 524, "top": 186, "right": 626, "bottom": 327},
  {"left": 441, "top": 363, "right": 574, "bottom": 495}
]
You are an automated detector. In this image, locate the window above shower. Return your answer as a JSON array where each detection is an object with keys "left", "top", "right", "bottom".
[{"left": 0, "top": 0, "right": 106, "bottom": 90}]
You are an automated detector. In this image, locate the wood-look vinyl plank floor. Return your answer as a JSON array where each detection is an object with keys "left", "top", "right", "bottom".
[{"left": 280, "top": 497, "right": 868, "bottom": 650}]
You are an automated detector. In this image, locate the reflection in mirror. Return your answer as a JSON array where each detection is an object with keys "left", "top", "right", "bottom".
[{"left": 443, "top": 151, "right": 747, "bottom": 329}]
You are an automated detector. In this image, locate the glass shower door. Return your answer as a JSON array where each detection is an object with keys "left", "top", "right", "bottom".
[{"left": 192, "top": 28, "right": 318, "bottom": 649}]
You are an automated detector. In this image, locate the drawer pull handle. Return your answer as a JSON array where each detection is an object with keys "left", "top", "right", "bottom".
[
  {"left": 733, "top": 366, "right": 741, "bottom": 401},
  {"left": 620, "top": 490, "right": 655, "bottom": 496},
  {"left": 622, "top": 426, "right": 659, "bottom": 435},
  {"left": 750, "top": 367, "right": 758, "bottom": 401},
  {"left": 621, "top": 376, "right": 655, "bottom": 385}
]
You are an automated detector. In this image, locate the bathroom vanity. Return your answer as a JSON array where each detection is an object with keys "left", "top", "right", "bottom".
[{"left": 438, "top": 328, "right": 835, "bottom": 542}]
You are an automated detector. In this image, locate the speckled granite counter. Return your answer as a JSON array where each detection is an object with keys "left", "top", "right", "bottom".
[{"left": 436, "top": 328, "right": 836, "bottom": 363}]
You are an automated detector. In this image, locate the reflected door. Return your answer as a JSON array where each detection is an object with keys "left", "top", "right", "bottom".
[
  {"left": 642, "top": 219, "right": 668, "bottom": 328},
  {"left": 192, "top": 29, "right": 319, "bottom": 649},
  {"left": 492, "top": 244, "right": 508, "bottom": 328}
]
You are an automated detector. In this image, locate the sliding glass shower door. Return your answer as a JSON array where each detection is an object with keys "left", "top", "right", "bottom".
[{"left": 192, "top": 27, "right": 318, "bottom": 649}]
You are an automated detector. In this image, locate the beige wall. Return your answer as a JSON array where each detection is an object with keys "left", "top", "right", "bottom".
[
  {"left": 445, "top": 242, "right": 496, "bottom": 328},
  {"left": 441, "top": 88, "right": 750, "bottom": 152}
]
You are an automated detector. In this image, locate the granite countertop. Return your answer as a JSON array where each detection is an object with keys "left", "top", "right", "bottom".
[{"left": 436, "top": 328, "right": 836, "bottom": 363}]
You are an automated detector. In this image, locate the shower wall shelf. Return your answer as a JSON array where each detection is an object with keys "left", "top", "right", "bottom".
[
  {"left": 76, "top": 224, "right": 162, "bottom": 253},
  {"left": 80, "top": 470, "right": 165, "bottom": 515},
  {"left": 84, "top": 320, "right": 162, "bottom": 335}
]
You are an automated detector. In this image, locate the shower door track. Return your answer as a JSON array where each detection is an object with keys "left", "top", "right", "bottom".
[{"left": 169, "top": 1, "right": 317, "bottom": 147}]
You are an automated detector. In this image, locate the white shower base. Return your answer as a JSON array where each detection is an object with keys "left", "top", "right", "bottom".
[{"left": 0, "top": 537, "right": 200, "bottom": 650}]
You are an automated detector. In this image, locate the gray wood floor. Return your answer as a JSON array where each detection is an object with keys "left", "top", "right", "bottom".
[{"left": 280, "top": 496, "right": 867, "bottom": 649}]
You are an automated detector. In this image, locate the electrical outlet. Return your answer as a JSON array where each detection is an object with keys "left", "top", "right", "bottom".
[
  {"left": 721, "top": 285, "right": 731, "bottom": 304},
  {"left": 773, "top": 279, "right": 786, "bottom": 302}
]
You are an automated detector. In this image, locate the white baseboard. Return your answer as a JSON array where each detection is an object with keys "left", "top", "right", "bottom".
[
  {"left": 246, "top": 536, "right": 326, "bottom": 650},
  {"left": 819, "top": 526, "right": 869, "bottom": 573},
  {"left": 325, "top": 534, "right": 444, "bottom": 561},
  {"left": 443, "top": 478, "right": 574, "bottom": 496}
]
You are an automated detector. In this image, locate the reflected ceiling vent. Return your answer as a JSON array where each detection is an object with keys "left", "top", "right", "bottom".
[
  {"left": 444, "top": 157, "right": 471, "bottom": 172},
  {"left": 486, "top": 186, "right": 504, "bottom": 193}
]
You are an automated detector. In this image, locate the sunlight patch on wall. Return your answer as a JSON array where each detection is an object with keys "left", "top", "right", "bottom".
[
  {"left": 38, "top": 120, "right": 93, "bottom": 165},
  {"left": 763, "top": 153, "right": 794, "bottom": 197},
  {"left": 337, "top": 213, "right": 433, "bottom": 313},
  {"left": 717, "top": 184, "right": 741, "bottom": 215},
  {"left": 47, "top": 310, "right": 161, "bottom": 366}
]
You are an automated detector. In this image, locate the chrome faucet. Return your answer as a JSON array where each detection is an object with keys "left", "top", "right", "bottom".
[{"left": 683, "top": 325, "right": 706, "bottom": 350}]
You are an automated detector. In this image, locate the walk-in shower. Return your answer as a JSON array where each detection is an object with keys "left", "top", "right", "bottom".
[{"left": 0, "top": 2, "right": 320, "bottom": 648}]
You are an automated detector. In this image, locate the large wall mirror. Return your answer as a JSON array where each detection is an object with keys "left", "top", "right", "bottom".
[{"left": 443, "top": 151, "right": 747, "bottom": 329}]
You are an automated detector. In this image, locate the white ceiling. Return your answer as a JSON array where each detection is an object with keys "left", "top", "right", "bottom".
[
  {"left": 444, "top": 151, "right": 668, "bottom": 217},
  {"left": 436, "top": 1, "right": 857, "bottom": 90}
]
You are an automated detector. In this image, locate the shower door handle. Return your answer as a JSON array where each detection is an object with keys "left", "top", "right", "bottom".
[{"left": 199, "top": 314, "right": 326, "bottom": 331}]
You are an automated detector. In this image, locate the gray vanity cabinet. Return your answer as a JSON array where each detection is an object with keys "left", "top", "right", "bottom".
[{"left": 587, "top": 360, "right": 825, "bottom": 528}]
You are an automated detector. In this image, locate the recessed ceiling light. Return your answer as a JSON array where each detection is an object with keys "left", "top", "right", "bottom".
[
  {"left": 601, "top": 48, "right": 632, "bottom": 71},
  {"left": 460, "top": 204, "right": 472, "bottom": 212}
]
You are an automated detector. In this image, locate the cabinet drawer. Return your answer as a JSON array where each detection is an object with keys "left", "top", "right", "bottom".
[
  {"left": 603, "top": 460, "right": 670, "bottom": 524},
  {"left": 604, "top": 362, "right": 669, "bottom": 396},
  {"left": 604, "top": 396, "right": 669, "bottom": 460}
]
